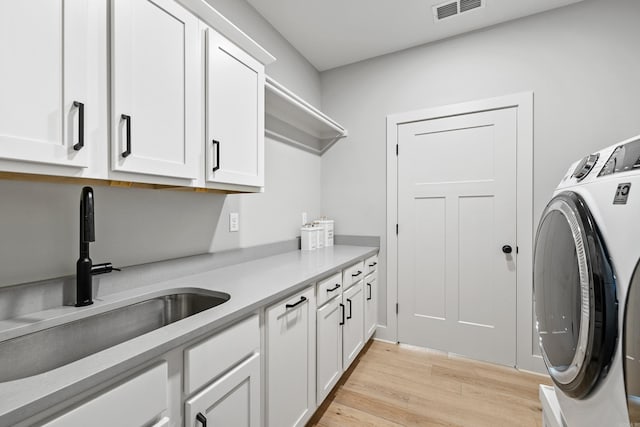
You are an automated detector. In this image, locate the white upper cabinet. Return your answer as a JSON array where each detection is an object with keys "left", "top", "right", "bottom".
[
  {"left": 111, "top": 0, "right": 200, "bottom": 180},
  {"left": 0, "top": 0, "right": 89, "bottom": 168},
  {"left": 205, "top": 27, "right": 265, "bottom": 188}
]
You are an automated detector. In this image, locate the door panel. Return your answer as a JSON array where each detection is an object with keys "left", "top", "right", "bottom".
[
  {"left": 185, "top": 353, "right": 260, "bottom": 427},
  {"left": 316, "top": 297, "right": 342, "bottom": 405},
  {"left": 458, "top": 195, "right": 495, "bottom": 327},
  {"left": 111, "top": 0, "right": 199, "bottom": 179},
  {"left": 413, "top": 197, "right": 446, "bottom": 320},
  {"left": 206, "top": 28, "right": 264, "bottom": 187},
  {"left": 266, "top": 287, "right": 315, "bottom": 427},
  {"left": 364, "top": 272, "right": 377, "bottom": 339},
  {"left": 398, "top": 108, "right": 517, "bottom": 366},
  {"left": 0, "top": 0, "right": 88, "bottom": 167},
  {"left": 342, "top": 282, "right": 364, "bottom": 369}
]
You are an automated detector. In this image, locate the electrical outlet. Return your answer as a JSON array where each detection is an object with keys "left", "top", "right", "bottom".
[
  {"left": 302, "top": 212, "right": 307, "bottom": 225},
  {"left": 229, "top": 212, "right": 239, "bottom": 232}
]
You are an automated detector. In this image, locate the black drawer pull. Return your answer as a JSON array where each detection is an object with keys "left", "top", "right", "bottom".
[
  {"left": 286, "top": 296, "right": 307, "bottom": 309},
  {"left": 352, "top": 270, "right": 362, "bottom": 277},
  {"left": 121, "top": 114, "right": 131, "bottom": 158},
  {"left": 369, "top": 262, "right": 377, "bottom": 267},
  {"left": 367, "top": 283, "right": 372, "bottom": 301},
  {"left": 73, "top": 101, "right": 84, "bottom": 151},
  {"left": 340, "top": 303, "right": 345, "bottom": 325},
  {"left": 327, "top": 284, "right": 341, "bottom": 292},
  {"left": 196, "top": 412, "right": 207, "bottom": 427},
  {"left": 212, "top": 139, "right": 220, "bottom": 172},
  {"left": 347, "top": 298, "right": 352, "bottom": 319}
]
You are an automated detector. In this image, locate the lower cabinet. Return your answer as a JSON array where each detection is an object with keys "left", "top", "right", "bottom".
[
  {"left": 18, "top": 254, "right": 379, "bottom": 427},
  {"left": 364, "top": 254, "right": 379, "bottom": 340},
  {"left": 183, "top": 314, "right": 260, "bottom": 427},
  {"left": 364, "top": 270, "right": 378, "bottom": 340},
  {"left": 184, "top": 352, "right": 261, "bottom": 427},
  {"left": 316, "top": 295, "right": 344, "bottom": 405},
  {"left": 342, "top": 281, "right": 365, "bottom": 370},
  {"left": 266, "top": 286, "right": 316, "bottom": 427},
  {"left": 42, "top": 363, "right": 168, "bottom": 427}
]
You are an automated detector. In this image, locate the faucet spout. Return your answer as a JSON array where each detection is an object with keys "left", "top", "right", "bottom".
[{"left": 76, "top": 187, "right": 95, "bottom": 307}]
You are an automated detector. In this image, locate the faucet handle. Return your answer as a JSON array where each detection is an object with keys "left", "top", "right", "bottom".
[{"left": 91, "top": 262, "right": 120, "bottom": 275}]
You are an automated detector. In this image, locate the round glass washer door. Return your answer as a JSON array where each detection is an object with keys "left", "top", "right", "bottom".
[{"left": 534, "top": 191, "right": 617, "bottom": 399}]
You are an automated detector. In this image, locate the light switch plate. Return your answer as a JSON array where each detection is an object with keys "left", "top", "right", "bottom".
[
  {"left": 229, "top": 212, "right": 239, "bottom": 232},
  {"left": 302, "top": 212, "right": 307, "bottom": 225}
]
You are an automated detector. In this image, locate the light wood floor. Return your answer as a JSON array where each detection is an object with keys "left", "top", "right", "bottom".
[{"left": 308, "top": 340, "right": 552, "bottom": 427}]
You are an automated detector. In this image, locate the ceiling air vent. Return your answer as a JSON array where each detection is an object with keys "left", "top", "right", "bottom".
[
  {"left": 460, "top": 0, "right": 482, "bottom": 13},
  {"left": 435, "top": 1, "right": 458, "bottom": 20},
  {"left": 433, "top": 0, "right": 484, "bottom": 22}
]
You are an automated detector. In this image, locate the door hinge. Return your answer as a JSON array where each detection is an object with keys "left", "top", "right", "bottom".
[
  {"left": 396, "top": 144, "right": 399, "bottom": 156},
  {"left": 516, "top": 246, "right": 519, "bottom": 254},
  {"left": 396, "top": 224, "right": 398, "bottom": 235},
  {"left": 396, "top": 303, "right": 399, "bottom": 314}
]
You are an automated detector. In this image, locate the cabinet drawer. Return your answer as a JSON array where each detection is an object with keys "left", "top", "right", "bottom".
[
  {"left": 184, "top": 315, "right": 259, "bottom": 394},
  {"left": 316, "top": 272, "right": 342, "bottom": 307},
  {"left": 365, "top": 254, "right": 378, "bottom": 276},
  {"left": 342, "top": 261, "right": 365, "bottom": 289},
  {"left": 43, "top": 363, "right": 168, "bottom": 427}
]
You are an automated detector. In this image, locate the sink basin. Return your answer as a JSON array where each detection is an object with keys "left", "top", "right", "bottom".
[{"left": 0, "top": 289, "right": 230, "bottom": 382}]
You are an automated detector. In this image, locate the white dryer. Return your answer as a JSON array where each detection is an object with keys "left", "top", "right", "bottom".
[{"left": 534, "top": 134, "right": 640, "bottom": 426}]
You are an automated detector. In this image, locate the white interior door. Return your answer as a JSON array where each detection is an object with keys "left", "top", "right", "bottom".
[{"left": 397, "top": 108, "right": 517, "bottom": 366}]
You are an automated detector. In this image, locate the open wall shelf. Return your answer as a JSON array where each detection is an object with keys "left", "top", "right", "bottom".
[{"left": 265, "top": 76, "right": 347, "bottom": 155}]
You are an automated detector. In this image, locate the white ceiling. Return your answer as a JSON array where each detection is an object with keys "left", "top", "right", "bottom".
[{"left": 246, "top": 0, "right": 584, "bottom": 71}]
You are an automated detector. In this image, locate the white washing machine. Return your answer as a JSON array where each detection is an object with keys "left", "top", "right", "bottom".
[{"left": 534, "top": 134, "right": 640, "bottom": 426}]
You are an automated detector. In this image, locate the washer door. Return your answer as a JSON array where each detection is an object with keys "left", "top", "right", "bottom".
[{"left": 534, "top": 191, "right": 617, "bottom": 399}]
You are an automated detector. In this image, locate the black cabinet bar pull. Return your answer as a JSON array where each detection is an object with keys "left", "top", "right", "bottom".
[
  {"left": 347, "top": 298, "right": 352, "bottom": 319},
  {"left": 326, "top": 284, "right": 341, "bottom": 292},
  {"left": 196, "top": 412, "right": 207, "bottom": 427},
  {"left": 73, "top": 101, "right": 84, "bottom": 151},
  {"left": 369, "top": 262, "right": 377, "bottom": 267},
  {"left": 285, "top": 295, "right": 307, "bottom": 309},
  {"left": 212, "top": 139, "right": 220, "bottom": 172},
  {"left": 121, "top": 114, "right": 131, "bottom": 158},
  {"left": 340, "top": 303, "right": 345, "bottom": 325},
  {"left": 367, "top": 283, "right": 372, "bottom": 301},
  {"left": 352, "top": 270, "right": 362, "bottom": 277}
]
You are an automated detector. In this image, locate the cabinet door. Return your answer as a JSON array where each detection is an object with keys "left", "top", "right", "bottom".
[
  {"left": 364, "top": 271, "right": 377, "bottom": 340},
  {"left": 111, "top": 0, "right": 199, "bottom": 179},
  {"left": 0, "top": 0, "right": 88, "bottom": 168},
  {"left": 343, "top": 281, "right": 364, "bottom": 369},
  {"left": 185, "top": 352, "right": 261, "bottom": 427},
  {"left": 266, "top": 286, "right": 315, "bottom": 427},
  {"left": 316, "top": 296, "right": 343, "bottom": 405},
  {"left": 206, "top": 28, "right": 265, "bottom": 187},
  {"left": 43, "top": 363, "right": 168, "bottom": 427}
]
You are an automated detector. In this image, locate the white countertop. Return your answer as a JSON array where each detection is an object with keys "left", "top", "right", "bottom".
[{"left": 0, "top": 245, "right": 378, "bottom": 425}]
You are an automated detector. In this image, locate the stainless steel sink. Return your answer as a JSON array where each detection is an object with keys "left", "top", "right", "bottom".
[{"left": 0, "top": 290, "right": 230, "bottom": 382}]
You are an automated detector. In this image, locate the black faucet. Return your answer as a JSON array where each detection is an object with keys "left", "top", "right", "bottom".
[{"left": 75, "top": 187, "right": 118, "bottom": 307}]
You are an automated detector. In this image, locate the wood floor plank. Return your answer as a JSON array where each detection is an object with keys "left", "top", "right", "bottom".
[{"left": 308, "top": 341, "right": 550, "bottom": 427}]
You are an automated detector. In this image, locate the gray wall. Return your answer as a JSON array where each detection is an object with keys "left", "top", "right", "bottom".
[
  {"left": 0, "top": 0, "right": 322, "bottom": 287},
  {"left": 320, "top": 0, "right": 640, "bottom": 338}
]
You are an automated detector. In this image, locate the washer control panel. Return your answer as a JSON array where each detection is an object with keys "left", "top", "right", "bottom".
[{"left": 599, "top": 138, "right": 640, "bottom": 177}]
